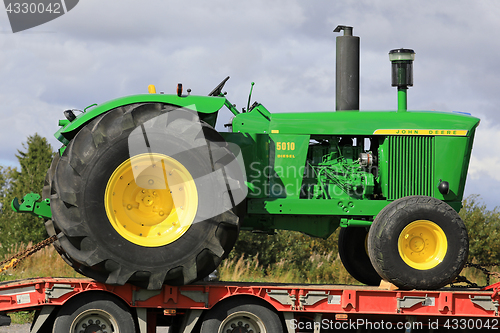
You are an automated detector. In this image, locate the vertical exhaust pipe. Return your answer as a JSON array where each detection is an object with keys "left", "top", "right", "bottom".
[{"left": 334, "top": 25, "right": 360, "bottom": 111}]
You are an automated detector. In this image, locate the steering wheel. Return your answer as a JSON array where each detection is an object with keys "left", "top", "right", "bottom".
[{"left": 208, "top": 76, "right": 230, "bottom": 96}]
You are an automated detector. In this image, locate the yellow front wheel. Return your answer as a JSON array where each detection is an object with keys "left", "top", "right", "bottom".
[
  {"left": 105, "top": 153, "right": 198, "bottom": 247},
  {"left": 398, "top": 220, "right": 448, "bottom": 270},
  {"left": 367, "top": 196, "right": 468, "bottom": 290}
]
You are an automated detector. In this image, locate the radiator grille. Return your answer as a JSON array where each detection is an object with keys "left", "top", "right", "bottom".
[{"left": 387, "top": 136, "right": 434, "bottom": 200}]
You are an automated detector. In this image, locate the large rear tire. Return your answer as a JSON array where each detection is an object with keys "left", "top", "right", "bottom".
[
  {"left": 43, "top": 154, "right": 84, "bottom": 273},
  {"left": 338, "top": 227, "right": 381, "bottom": 286},
  {"left": 368, "top": 195, "right": 468, "bottom": 290},
  {"left": 49, "top": 103, "right": 246, "bottom": 289}
]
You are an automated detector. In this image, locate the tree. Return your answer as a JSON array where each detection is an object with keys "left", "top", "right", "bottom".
[
  {"left": 229, "top": 228, "right": 340, "bottom": 279},
  {"left": 459, "top": 195, "right": 500, "bottom": 264},
  {"left": 0, "top": 134, "right": 54, "bottom": 255}
]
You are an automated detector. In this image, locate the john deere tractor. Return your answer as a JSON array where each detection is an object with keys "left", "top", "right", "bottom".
[{"left": 13, "top": 26, "right": 479, "bottom": 290}]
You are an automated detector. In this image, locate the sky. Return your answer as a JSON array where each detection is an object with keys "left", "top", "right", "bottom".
[{"left": 0, "top": 0, "right": 499, "bottom": 209}]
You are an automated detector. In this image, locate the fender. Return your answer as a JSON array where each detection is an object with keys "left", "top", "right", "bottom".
[{"left": 55, "top": 93, "right": 226, "bottom": 144}]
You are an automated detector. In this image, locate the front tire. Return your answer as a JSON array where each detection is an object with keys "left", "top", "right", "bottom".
[
  {"left": 368, "top": 196, "right": 468, "bottom": 290},
  {"left": 50, "top": 103, "right": 246, "bottom": 289}
]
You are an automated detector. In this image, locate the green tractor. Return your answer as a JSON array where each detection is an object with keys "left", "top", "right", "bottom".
[{"left": 13, "top": 27, "right": 478, "bottom": 290}]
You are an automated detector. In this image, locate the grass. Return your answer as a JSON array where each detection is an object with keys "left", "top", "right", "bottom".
[
  {"left": 0, "top": 243, "right": 84, "bottom": 325},
  {"left": 454, "top": 264, "right": 500, "bottom": 288},
  {"left": 2, "top": 242, "right": 499, "bottom": 287},
  {"left": 219, "top": 252, "right": 361, "bottom": 285},
  {"left": 1, "top": 242, "right": 499, "bottom": 325},
  {"left": 218, "top": 253, "right": 500, "bottom": 287},
  {"left": 0, "top": 242, "right": 83, "bottom": 282},
  {"left": 10, "top": 311, "right": 34, "bottom": 324}
]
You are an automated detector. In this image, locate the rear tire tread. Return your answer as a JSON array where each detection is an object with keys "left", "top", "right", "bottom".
[{"left": 49, "top": 103, "right": 243, "bottom": 288}]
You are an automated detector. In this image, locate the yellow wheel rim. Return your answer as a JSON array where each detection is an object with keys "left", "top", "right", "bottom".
[
  {"left": 398, "top": 220, "right": 447, "bottom": 270},
  {"left": 104, "top": 153, "right": 198, "bottom": 247}
]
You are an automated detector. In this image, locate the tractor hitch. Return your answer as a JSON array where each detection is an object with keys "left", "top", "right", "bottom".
[{"left": 11, "top": 193, "right": 52, "bottom": 219}]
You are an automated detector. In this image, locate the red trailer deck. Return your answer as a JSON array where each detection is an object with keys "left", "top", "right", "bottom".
[{"left": 0, "top": 277, "right": 499, "bottom": 332}]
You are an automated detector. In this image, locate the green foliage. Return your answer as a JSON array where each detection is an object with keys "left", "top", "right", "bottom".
[
  {"left": 229, "top": 229, "right": 340, "bottom": 282},
  {"left": 459, "top": 195, "right": 500, "bottom": 264},
  {"left": 0, "top": 134, "right": 54, "bottom": 256},
  {"left": 0, "top": 166, "right": 13, "bottom": 199},
  {"left": 10, "top": 311, "right": 34, "bottom": 324}
]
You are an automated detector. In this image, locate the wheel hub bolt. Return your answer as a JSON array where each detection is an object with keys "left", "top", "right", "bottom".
[{"left": 143, "top": 196, "right": 154, "bottom": 206}]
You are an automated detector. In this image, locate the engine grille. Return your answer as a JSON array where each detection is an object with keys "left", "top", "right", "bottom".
[{"left": 387, "top": 136, "right": 434, "bottom": 200}]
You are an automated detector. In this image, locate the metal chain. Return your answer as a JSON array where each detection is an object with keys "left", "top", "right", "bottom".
[
  {"left": 451, "top": 262, "right": 500, "bottom": 288},
  {"left": 0, "top": 235, "right": 57, "bottom": 273}
]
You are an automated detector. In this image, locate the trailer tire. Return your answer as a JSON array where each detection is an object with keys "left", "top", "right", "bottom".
[
  {"left": 50, "top": 103, "right": 245, "bottom": 289},
  {"left": 201, "top": 297, "right": 283, "bottom": 333},
  {"left": 368, "top": 195, "right": 468, "bottom": 290},
  {"left": 52, "top": 293, "right": 136, "bottom": 333},
  {"left": 338, "top": 227, "right": 381, "bottom": 286}
]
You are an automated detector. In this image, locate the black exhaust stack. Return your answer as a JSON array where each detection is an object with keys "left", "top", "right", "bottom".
[{"left": 334, "top": 25, "right": 360, "bottom": 111}]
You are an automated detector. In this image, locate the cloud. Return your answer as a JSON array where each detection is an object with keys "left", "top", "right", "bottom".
[
  {"left": 1, "top": 0, "right": 500, "bottom": 209},
  {"left": 468, "top": 119, "right": 500, "bottom": 181}
]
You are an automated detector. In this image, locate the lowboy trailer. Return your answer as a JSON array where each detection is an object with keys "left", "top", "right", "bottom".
[{"left": 0, "top": 277, "right": 499, "bottom": 332}]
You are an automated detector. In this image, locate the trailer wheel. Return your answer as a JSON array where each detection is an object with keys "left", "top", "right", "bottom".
[
  {"left": 368, "top": 195, "right": 468, "bottom": 290},
  {"left": 50, "top": 103, "right": 245, "bottom": 289},
  {"left": 201, "top": 297, "right": 283, "bottom": 333},
  {"left": 53, "top": 293, "right": 136, "bottom": 333},
  {"left": 338, "top": 227, "right": 381, "bottom": 286}
]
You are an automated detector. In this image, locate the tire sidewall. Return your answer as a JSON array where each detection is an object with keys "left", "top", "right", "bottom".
[
  {"left": 53, "top": 294, "right": 136, "bottom": 333},
  {"left": 52, "top": 104, "right": 244, "bottom": 287},
  {"left": 369, "top": 196, "right": 468, "bottom": 289},
  {"left": 338, "top": 227, "right": 381, "bottom": 286},
  {"left": 81, "top": 129, "right": 226, "bottom": 270},
  {"left": 201, "top": 298, "right": 283, "bottom": 333}
]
